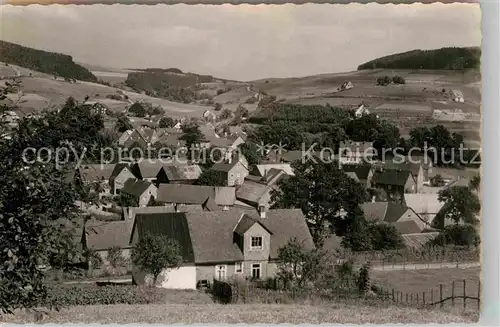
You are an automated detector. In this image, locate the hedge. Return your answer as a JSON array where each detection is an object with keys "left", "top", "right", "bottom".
[{"left": 43, "top": 284, "right": 166, "bottom": 307}]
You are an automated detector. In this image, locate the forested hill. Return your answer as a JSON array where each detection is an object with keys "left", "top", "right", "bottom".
[
  {"left": 0, "top": 41, "right": 98, "bottom": 82},
  {"left": 357, "top": 47, "right": 481, "bottom": 70}
]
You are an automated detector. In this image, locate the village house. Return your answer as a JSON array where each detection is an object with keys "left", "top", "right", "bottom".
[
  {"left": 79, "top": 164, "right": 117, "bottom": 194},
  {"left": 211, "top": 160, "right": 249, "bottom": 186},
  {"left": 404, "top": 193, "right": 445, "bottom": 226},
  {"left": 254, "top": 163, "right": 295, "bottom": 177},
  {"left": 83, "top": 219, "right": 134, "bottom": 274},
  {"left": 202, "top": 109, "right": 217, "bottom": 122},
  {"left": 130, "top": 208, "right": 314, "bottom": 289},
  {"left": 379, "top": 160, "right": 424, "bottom": 193},
  {"left": 339, "top": 141, "right": 375, "bottom": 165},
  {"left": 339, "top": 81, "right": 354, "bottom": 91},
  {"left": 156, "top": 184, "right": 236, "bottom": 211},
  {"left": 130, "top": 159, "right": 166, "bottom": 183},
  {"left": 236, "top": 170, "right": 286, "bottom": 211},
  {"left": 354, "top": 104, "right": 370, "bottom": 118},
  {"left": 120, "top": 178, "right": 158, "bottom": 207},
  {"left": 156, "top": 164, "right": 203, "bottom": 184},
  {"left": 341, "top": 164, "right": 374, "bottom": 188},
  {"left": 451, "top": 89, "right": 465, "bottom": 103},
  {"left": 361, "top": 201, "right": 428, "bottom": 234},
  {"left": 118, "top": 129, "right": 148, "bottom": 149},
  {"left": 85, "top": 102, "right": 108, "bottom": 116},
  {"left": 109, "top": 164, "right": 136, "bottom": 195},
  {"left": 0, "top": 110, "right": 20, "bottom": 129},
  {"left": 371, "top": 167, "right": 417, "bottom": 202}
]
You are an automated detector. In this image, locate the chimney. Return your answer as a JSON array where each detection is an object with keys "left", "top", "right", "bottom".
[{"left": 259, "top": 206, "right": 266, "bottom": 219}]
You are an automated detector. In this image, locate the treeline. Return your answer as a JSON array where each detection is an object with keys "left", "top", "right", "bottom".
[
  {"left": 0, "top": 41, "right": 98, "bottom": 82},
  {"left": 125, "top": 70, "right": 214, "bottom": 103},
  {"left": 357, "top": 47, "right": 481, "bottom": 70},
  {"left": 249, "top": 103, "right": 352, "bottom": 125}
]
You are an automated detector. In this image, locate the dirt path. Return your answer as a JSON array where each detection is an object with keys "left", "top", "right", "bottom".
[{"left": 369, "top": 261, "right": 480, "bottom": 271}]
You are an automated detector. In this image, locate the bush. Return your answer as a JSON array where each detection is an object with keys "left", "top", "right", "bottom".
[
  {"left": 43, "top": 284, "right": 166, "bottom": 307},
  {"left": 216, "top": 89, "right": 225, "bottom": 95},
  {"left": 430, "top": 174, "right": 446, "bottom": 187},
  {"left": 376, "top": 76, "right": 391, "bottom": 86},
  {"left": 106, "top": 94, "right": 122, "bottom": 101},
  {"left": 431, "top": 224, "right": 480, "bottom": 247},
  {"left": 214, "top": 103, "right": 222, "bottom": 111},
  {"left": 392, "top": 75, "right": 406, "bottom": 84}
]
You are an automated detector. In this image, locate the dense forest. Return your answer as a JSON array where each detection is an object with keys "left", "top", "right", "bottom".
[
  {"left": 0, "top": 41, "right": 98, "bottom": 81},
  {"left": 357, "top": 47, "right": 481, "bottom": 70}
]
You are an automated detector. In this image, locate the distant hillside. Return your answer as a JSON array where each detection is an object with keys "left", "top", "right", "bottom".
[
  {"left": 358, "top": 47, "right": 481, "bottom": 70},
  {"left": 0, "top": 41, "right": 98, "bottom": 82}
]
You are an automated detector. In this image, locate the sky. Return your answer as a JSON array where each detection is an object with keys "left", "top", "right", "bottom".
[{"left": 0, "top": 3, "right": 481, "bottom": 81}]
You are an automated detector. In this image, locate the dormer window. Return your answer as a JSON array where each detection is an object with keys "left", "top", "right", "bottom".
[{"left": 251, "top": 236, "right": 263, "bottom": 250}]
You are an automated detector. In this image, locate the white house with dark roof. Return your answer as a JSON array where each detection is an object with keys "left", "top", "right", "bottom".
[
  {"left": 129, "top": 208, "right": 314, "bottom": 288},
  {"left": 157, "top": 184, "right": 236, "bottom": 211},
  {"left": 120, "top": 178, "right": 158, "bottom": 207},
  {"left": 156, "top": 164, "right": 203, "bottom": 185},
  {"left": 211, "top": 160, "right": 249, "bottom": 186}
]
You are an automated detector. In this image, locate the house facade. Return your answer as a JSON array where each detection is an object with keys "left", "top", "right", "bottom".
[
  {"left": 110, "top": 164, "right": 136, "bottom": 195},
  {"left": 339, "top": 141, "right": 375, "bottom": 165},
  {"left": 212, "top": 160, "right": 249, "bottom": 186},
  {"left": 371, "top": 169, "right": 417, "bottom": 202},
  {"left": 156, "top": 164, "right": 203, "bottom": 185},
  {"left": 120, "top": 179, "right": 158, "bottom": 207}
]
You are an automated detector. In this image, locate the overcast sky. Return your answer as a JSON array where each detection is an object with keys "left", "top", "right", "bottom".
[{"left": 1, "top": 3, "right": 481, "bottom": 81}]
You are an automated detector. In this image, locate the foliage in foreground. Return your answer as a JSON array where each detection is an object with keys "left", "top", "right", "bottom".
[{"left": 131, "top": 233, "right": 183, "bottom": 286}]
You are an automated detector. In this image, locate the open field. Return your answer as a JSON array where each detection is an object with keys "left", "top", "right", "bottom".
[
  {"left": 2, "top": 302, "right": 478, "bottom": 324},
  {"left": 372, "top": 267, "right": 481, "bottom": 308}
]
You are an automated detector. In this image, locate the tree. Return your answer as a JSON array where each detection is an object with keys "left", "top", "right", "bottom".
[
  {"left": 431, "top": 224, "right": 480, "bottom": 247},
  {"left": 271, "top": 160, "right": 369, "bottom": 244},
  {"left": 180, "top": 122, "right": 204, "bottom": 155},
  {"left": 128, "top": 102, "right": 146, "bottom": 117},
  {"left": 376, "top": 76, "right": 391, "bottom": 86},
  {"left": 116, "top": 193, "right": 138, "bottom": 207},
  {"left": 194, "top": 169, "right": 226, "bottom": 186},
  {"left": 159, "top": 116, "right": 175, "bottom": 128},
  {"left": 115, "top": 115, "right": 133, "bottom": 133},
  {"left": 239, "top": 142, "right": 262, "bottom": 166},
  {"left": 219, "top": 109, "right": 233, "bottom": 120},
  {"left": 214, "top": 103, "right": 222, "bottom": 111},
  {"left": 0, "top": 96, "right": 105, "bottom": 312},
  {"left": 108, "top": 246, "right": 127, "bottom": 275},
  {"left": 470, "top": 175, "right": 480, "bottom": 191},
  {"left": 438, "top": 186, "right": 480, "bottom": 225},
  {"left": 276, "top": 238, "right": 324, "bottom": 288},
  {"left": 236, "top": 105, "right": 249, "bottom": 118},
  {"left": 430, "top": 174, "right": 446, "bottom": 187},
  {"left": 131, "top": 233, "right": 183, "bottom": 286},
  {"left": 368, "top": 223, "right": 405, "bottom": 251}
]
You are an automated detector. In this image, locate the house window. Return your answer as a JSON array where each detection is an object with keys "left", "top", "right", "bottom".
[
  {"left": 235, "top": 262, "right": 243, "bottom": 273},
  {"left": 251, "top": 236, "right": 263, "bottom": 250},
  {"left": 215, "top": 265, "right": 227, "bottom": 280},
  {"left": 251, "top": 263, "right": 261, "bottom": 279}
]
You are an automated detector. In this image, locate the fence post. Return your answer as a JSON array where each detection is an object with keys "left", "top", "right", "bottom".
[
  {"left": 451, "top": 281, "right": 455, "bottom": 307},
  {"left": 431, "top": 288, "right": 434, "bottom": 304},
  {"left": 463, "top": 279, "right": 467, "bottom": 309},
  {"left": 423, "top": 291, "right": 426, "bottom": 305},
  {"left": 406, "top": 293, "right": 408, "bottom": 303},
  {"left": 392, "top": 289, "right": 395, "bottom": 302},
  {"left": 411, "top": 293, "right": 413, "bottom": 303},
  {"left": 440, "top": 284, "right": 444, "bottom": 308},
  {"left": 478, "top": 280, "right": 481, "bottom": 310},
  {"left": 416, "top": 292, "right": 419, "bottom": 303}
]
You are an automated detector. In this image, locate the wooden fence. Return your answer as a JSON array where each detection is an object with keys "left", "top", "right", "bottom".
[
  {"left": 389, "top": 279, "right": 481, "bottom": 310},
  {"left": 212, "top": 277, "right": 481, "bottom": 310}
]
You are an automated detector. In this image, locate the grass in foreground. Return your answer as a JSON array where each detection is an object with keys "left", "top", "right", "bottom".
[{"left": 2, "top": 303, "right": 479, "bottom": 324}]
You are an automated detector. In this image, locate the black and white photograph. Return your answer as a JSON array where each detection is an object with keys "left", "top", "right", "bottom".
[{"left": 0, "top": 1, "right": 487, "bottom": 324}]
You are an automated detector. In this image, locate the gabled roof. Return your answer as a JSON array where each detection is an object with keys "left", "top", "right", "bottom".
[
  {"left": 163, "top": 164, "right": 202, "bottom": 181},
  {"left": 393, "top": 219, "right": 423, "bottom": 235},
  {"left": 236, "top": 180, "right": 274, "bottom": 206},
  {"left": 131, "top": 159, "right": 166, "bottom": 179},
  {"left": 234, "top": 214, "right": 273, "bottom": 235},
  {"left": 361, "top": 202, "right": 388, "bottom": 221},
  {"left": 212, "top": 161, "right": 239, "bottom": 173},
  {"left": 372, "top": 169, "right": 412, "bottom": 187},
  {"left": 184, "top": 208, "right": 313, "bottom": 263},
  {"left": 382, "top": 161, "right": 422, "bottom": 178},
  {"left": 402, "top": 232, "right": 439, "bottom": 249},
  {"left": 123, "top": 205, "right": 176, "bottom": 220},
  {"left": 342, "top": 164, "right": 373, "bottom": 181},
  {"left": 85, "top": 220, "right": 134, "bottom": 251},
  {"left": 256, "top": 164, "right": 294, "bottom": 177},
  {"left": 384, "top": 202, "right": 410, "bottom": 223},
  {"left": 109, "top": 163, "right": 131, "bottom": 181},
  {"left": 345, "top": 172, "right": 360, "bottom": 182},
  {"left": 132, "top": 212, "right": 195, "bottom": 263},
  {"left": 80, "top": 164, "right": 116, "bottom": 181},
  {"left": 157, "top": 184, "right": 235, "bottom": 206},
  {"left": 121, "top": 178, "right": 155, "bottom": 197},
  {"left": 404, "top": 193, "right": 445, "bottom": 215}
]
